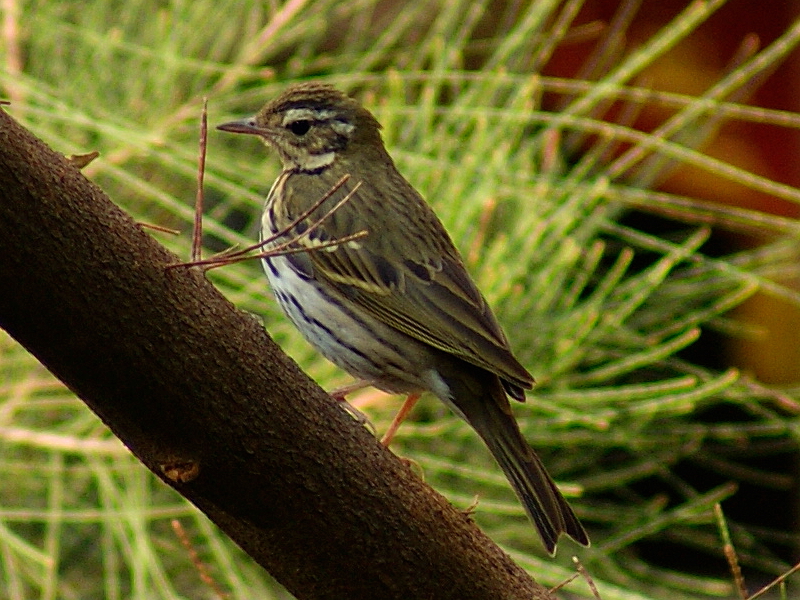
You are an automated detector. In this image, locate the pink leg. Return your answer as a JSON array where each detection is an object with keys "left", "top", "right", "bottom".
[{"left": 380, "top": 393, "right": 421, "bottom": 446}]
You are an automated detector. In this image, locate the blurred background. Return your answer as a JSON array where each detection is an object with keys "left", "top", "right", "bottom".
[
  {"left": 566, "top": 0, "right": 800, "bottom": 383},
  {"left": 1, "top": 1, "right": 799, "bottom": 598}
]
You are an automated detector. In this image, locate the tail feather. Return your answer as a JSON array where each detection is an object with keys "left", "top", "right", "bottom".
[
  {"left": 443, "top": 371, "right": 589, "bottom": 554},
  {"left": 486, "top": 428, "right": 588, "bottom": 554}
]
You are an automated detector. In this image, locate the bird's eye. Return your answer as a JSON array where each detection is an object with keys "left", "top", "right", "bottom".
[{"left": 288, "top": 120, "right": 311, "bottom": 136}]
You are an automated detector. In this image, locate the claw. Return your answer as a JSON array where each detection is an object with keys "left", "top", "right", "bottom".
[
  {"left": 329, "top": 381, "right": 376, "bottom": 433},
  {"left": 339, "top": 400, "right": 376, "bottom": 434},
  {"left": 330, "top": 379, "right": 371, "bottom": 402}
]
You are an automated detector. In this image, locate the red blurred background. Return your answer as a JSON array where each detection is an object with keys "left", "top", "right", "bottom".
[{"left": 548, "top": 0, "right": 800, "bottom": 384}]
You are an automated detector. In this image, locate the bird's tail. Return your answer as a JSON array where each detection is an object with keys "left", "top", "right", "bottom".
[{"left": 445, "top": 373, "right": 589, "bottom": 554}]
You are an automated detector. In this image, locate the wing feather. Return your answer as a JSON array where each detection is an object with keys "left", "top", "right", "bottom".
[{"left": 278, "top": 168, "right": 534, "bottom": 392}]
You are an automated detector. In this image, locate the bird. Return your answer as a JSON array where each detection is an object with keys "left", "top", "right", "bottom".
[{"left": 217, "top": 82, "right": 589, "bottom": 554}]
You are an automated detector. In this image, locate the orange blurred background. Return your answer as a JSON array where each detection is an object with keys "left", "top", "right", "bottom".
[{"left": 548, "top": 0, "right": 800, "bottom": 384}]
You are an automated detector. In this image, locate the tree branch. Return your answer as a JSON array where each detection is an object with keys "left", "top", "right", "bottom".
[{"left": 0, "top": 108, "right": 554, "bottom": 600}]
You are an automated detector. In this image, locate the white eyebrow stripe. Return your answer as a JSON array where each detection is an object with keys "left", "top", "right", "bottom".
[
  {"left": 281, "top": 107, "right": 336, "bottom": 126},
  {"left": 331, "top": 120, "right": 355, "bottom": 135}
]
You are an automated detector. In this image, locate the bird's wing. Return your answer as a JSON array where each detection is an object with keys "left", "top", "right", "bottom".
[{"left": 278, "top": 172, "right": 534, "bottom": 393}]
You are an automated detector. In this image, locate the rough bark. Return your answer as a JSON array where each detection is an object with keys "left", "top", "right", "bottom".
[{"left": 0, "top": 108, "right": 554, "bottom": 599}]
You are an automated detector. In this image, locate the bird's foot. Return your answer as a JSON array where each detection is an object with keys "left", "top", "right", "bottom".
[{"left": 329, "top": 380, "right": 375, "bottom": 433}]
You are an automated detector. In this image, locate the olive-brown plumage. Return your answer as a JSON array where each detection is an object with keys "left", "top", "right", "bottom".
[{"left": 218, "top": 82, "right": 588, "bottom": 553}]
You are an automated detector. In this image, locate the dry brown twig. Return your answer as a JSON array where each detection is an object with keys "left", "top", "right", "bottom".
[
  {"left": 160, "top": 100, "right": 367, "bottom": 271},
  {"left": 714, "top": 503, "right": 747, "bottom": 600},
  {"left": 167, "top": 124, "right": 367, "bottom": 271},
  {"left": 550, "top": 556, "right": 601, "bottom": 599},
  {"left": 192, "top": 98, "right": 209, "bottom": 263},
  {"left": 714, "top": 502, "right": 800, "bottom": 599},
  {"left": 171, "top": 520, "right": 230, "bottom": 600},
  {"left": 746, "top": 561, "right": 800, "bottom": 600}
]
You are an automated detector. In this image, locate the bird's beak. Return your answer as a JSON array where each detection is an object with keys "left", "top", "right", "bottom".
[{"left": 216, "top": 117, "right": 266, "bottom": 136}]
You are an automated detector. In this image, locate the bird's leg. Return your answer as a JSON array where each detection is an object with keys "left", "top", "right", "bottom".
[
  {"left": 380, "top": 393, "right": 421, "bottom": 446},
  {"left": 329, "top": 380, "right": 374, "bottom": 431}
]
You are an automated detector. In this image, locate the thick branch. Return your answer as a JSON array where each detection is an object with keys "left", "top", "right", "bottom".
[{"left": 0, "top": 108, "right": 552, "bottom": 600}]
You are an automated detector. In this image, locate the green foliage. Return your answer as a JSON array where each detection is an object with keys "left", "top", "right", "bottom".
[{"left": 2, "top": 0, "right": 799, "bottom": 598}]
